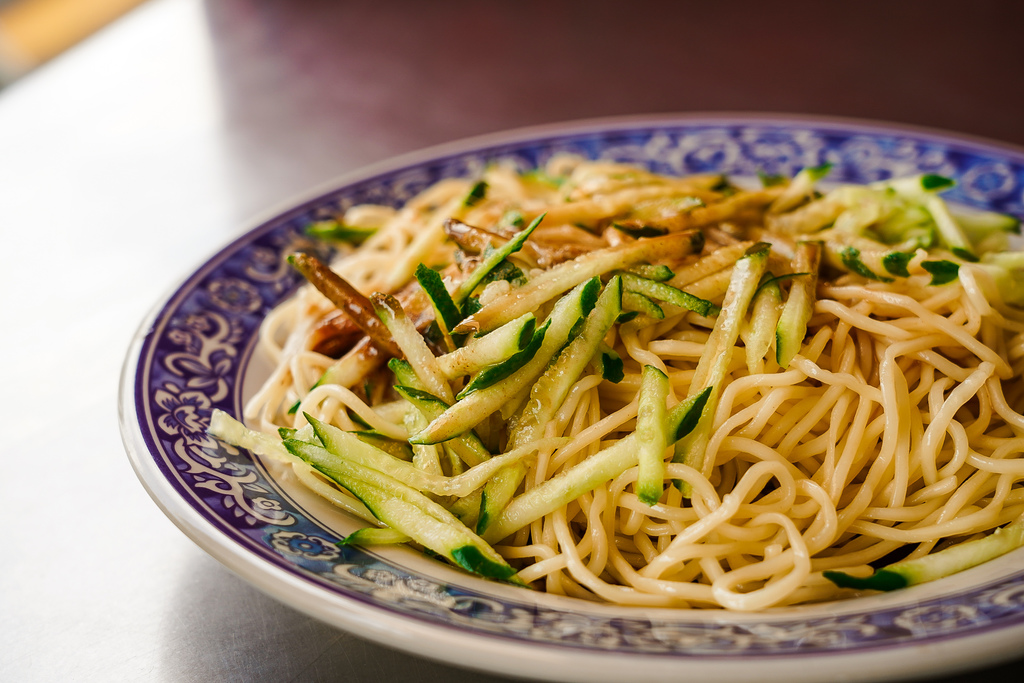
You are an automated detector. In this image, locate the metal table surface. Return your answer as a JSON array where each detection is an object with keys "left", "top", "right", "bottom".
[{"left": 2, "top": 1, "right": 1023, "bottom": 680}]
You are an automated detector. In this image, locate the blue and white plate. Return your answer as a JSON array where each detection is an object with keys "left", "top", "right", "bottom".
[{"left": 120, "top": 115, "right": 1024, "bottom": 683}]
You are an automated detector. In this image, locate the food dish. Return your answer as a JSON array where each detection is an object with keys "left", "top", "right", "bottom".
[{"left": 121, "top": 115, "right": 1024, "bottom": 681}]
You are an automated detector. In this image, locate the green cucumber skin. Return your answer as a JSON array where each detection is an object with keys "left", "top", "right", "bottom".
[
  {"left": 306, "top": 219, "right": 376, "bottom": 244},
  {"left": 450, "top": 545, "right": 519, "bottom": 582},
  {"left": 621, "top": 273, "right": 714, "bottom": 316},
  {"left": 435, "top": 313, "right": 536, "bottom": 379},
  {"left": 415, "top": 263, "right": 462, "bottom": 333},
  {"left": 776, "top": 242, "right": 821, "bottom": 369},
  {"left": 744, "top": 275, "right": 783, "bottom": 372},
  {"left": 457, "top": 320, "right": 551, "bottom": 398},
  {"left": 825, "top": 518, "right": 1024, "bottom": 592},
  {"left": 463, "top": 180, "right": 488, "bottom": 207},
  {"left": 951, "top": 247, "right": 980, "bottom": 263},
  {"left": 285, "top": 437, "right": 522, "bottom": 583},
  {"left": 636, "top": 365, "right": 670, "bottom": 506},
  {"left": 600, "top": 348, "right": 625, "bottom": 383},
  {"left": 625, "top": 264, "right": 674, "bottom": 281},
  {"left": 339, "top": 527, "right": 411, "bottom": 547},
  {"left": 476, "top": 277, "right": 625, "bottom": 534},
  {"left": 482, "top": 385, "right": 711, "bottom": 543},
  {"left": 511, "top": 276, "right": 624, "bottom": 449},
  {"left": 676, "top": 245, "right": 771, "bottom": 492},
  {"left": 882, "top": 251, "right": 913, "bottom": 277},
  {"left": 456, "top": 276, "right": 598, "bottom": 401},
  {"left": 455, "top": 231, "right": 704, "bottom": 335},
  {"left": 622, "top": 290, "right": 665, "bottom": 319},
  {"left": 454, "top": 213, "right": 543, "bottom": 304},
  {"left": 840, "top": 247, "right": 893, "bottom": 282},
  {"left": 412, "top": 279, "right": 598, "bottom": 445},
  {"left": 922, "top": 260, "right": 960, "bottom": 285},
  {"left": 823, "top": 569, "right": 908, "bottom": 591}
]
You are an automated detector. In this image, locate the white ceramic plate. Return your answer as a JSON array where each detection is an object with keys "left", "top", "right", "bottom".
[{"left": 120, "top": 114, "right": 1024, "bottom": 683}]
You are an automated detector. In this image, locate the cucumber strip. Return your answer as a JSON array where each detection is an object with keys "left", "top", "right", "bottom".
[
  {"left": 766, "top": 193, "right": 846, "bottom": 234},
  {"left": 209, "top": 409, "right": 294, "bottom": 463},
  {"left": 448, "top": 489, "right": 483, "bottom": 528},
  {"left": 594, "top": 343, "right": 625, "bottom": 383},
  {"left": 636, "top": 365, "right": 670, "bottom": 505},
  {"left": 871, "top": 173, "right": 955, "bottom": 195},
  {"left": 462, "top": 179, "right": 488, "bottom": 207},
  {"left": 287, "top": 438, "right": 522, "bottom": 583},
  {"left": 668, "top": 242, "right": 751, "bottom": 288},
  {"left": 500, "top": 384, "right": 533, "bottom": 421},
  {"left": 476, "top": 277, "right": 624, "bottom": 533},
  {"left": 457, "top": 320, "right": 551, "bottom": 398},
  {"left": 872, "top": 204, "right": 937, "bottom": 248},
  {"left": 776, "top": 241, "right": 822, "bottom": 369},
  {"left": 372, "top": 293, "right": 453, "bottom": 403},
  {"left": 307, "top": 414, "right": 564, "bottom": 497},
  {"left": 411, "top": 279, "right": 599, "bottom": 445},
  {"left": 621, "top": 290, "right": 664, "bottom": 319},
  {"left": 388, "top": 357, "right": 422, "bottom": 388},
  {"left": 742, "top": 272, "right": 784, "bottom": 373},
  {"left": 285, "top": 435, "right": 468, "bottom": 530},
  {"left": 394, "top": 386, "right": 492, "bottom": 466},
  {"left": 769, "top": 163, "right": 832, "bottom": 213},
  {"left": 510, "top": 276, "right": 623, "bottom": 449},
  {"left": 209, "top": 411, "right": 378, "bottom": 523},
  {"left": 288, "top": 253, "right": 403, "bottom": 358},
  {"left": 454, "top": 231, "right": 704, "bottom": 334},
  {"left": 921, "top": 260, "right": 961, "bottom": 285},
  {"left": 623, "top": 264, "right": 674, "bottom": 281},
  {"left": 838, "top": 246, "right": 894, "bottom": 282},
  {"left": 882, "top": 251, "right": 914, "bottom": 277},
  {"left": 620, "top": 273, "right": 716, "bottom": 316},
  {"left": 832, "top": 201, "right": 887, "bottom": 237},
  {"left": 404, "top": 406, "right": 444, "bottom": 475},
  {"left": 338, "top": 527, "right": 411, "bottom": 547},
  {"left": 435, "top": 313, "right": 536, "bottom": 379},
  {"left": 819, "top": 236, "right": 914, "bottom": 281},
  {"left": 481, "top": 387, "right": 711, "bottom": 543},
  {"left": 306, "top": 219, "right": 376, "bottom": 245},
  {"left": 352, "top": 431, "right": 414, "bottom": 461},
  {"left": 676, "top": 243, "right": 771, "bottom": 492},
  {"left": 925, "top": 195, "right": 977, "bottom": 261},
  {"left": 453, "top": 213, "right": 544, "bottom": 305},
  {"left": 825, "top": 517, "right": 1024, "bottom": 592},
  {"left": 979, "top": 251, "right": 1024, "bottom": 305},
  {"left": 951, "top": 206, "right": 1021, "bottom": 253},
  {"left": 388, "top": 366, "right": 444, "bottom": 474},
  {"left": 415, "top": 263, "right": 462, "bottom": 338}
]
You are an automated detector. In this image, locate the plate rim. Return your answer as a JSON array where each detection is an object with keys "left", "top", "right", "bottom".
[{"left": 119, "top": 112, "right": 1024, "bottom": 683}]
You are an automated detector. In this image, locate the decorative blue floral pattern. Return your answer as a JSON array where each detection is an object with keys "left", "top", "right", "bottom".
[{"left": 131, "top": 116, "right": 1024, "bottom": 661}]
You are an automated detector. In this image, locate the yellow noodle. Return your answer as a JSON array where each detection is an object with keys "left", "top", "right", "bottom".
[{"left": 241, "top": 158, "right": 1024, "bottom": 611}]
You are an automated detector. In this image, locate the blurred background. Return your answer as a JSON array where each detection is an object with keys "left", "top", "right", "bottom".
[{"left": 0, "top": 0, "right": 146, "bottom": 84}]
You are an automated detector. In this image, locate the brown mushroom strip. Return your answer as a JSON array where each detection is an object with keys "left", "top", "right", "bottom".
[
  {"left": 309, "top": 263, "right": 456, "bottom": 357},
  {"left": 444, "top": 217, "right": 596, "bottom": 268},
  {"left": 309, "top": 312, "right": 363, "bottom": 357},
  {"left": 288, "top": 252, "right": 404, "bottom": 358}
]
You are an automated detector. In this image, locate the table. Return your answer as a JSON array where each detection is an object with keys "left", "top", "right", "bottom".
[{"left": 2, "top": 1, "right": 1023, "bottom": 680}]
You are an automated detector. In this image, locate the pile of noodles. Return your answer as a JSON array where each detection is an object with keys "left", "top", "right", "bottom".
[{"left": 243, "top": 157, "right": 1024, "bottom": 611}]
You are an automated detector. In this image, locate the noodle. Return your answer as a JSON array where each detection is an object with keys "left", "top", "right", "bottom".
[{"left": 236, "top": 157, "right": 1024, "bottom": 610}]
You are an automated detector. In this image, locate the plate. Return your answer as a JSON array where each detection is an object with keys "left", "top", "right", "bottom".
[{"left": 120, "top": 114, "right": 1024, "bottom": 683}]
